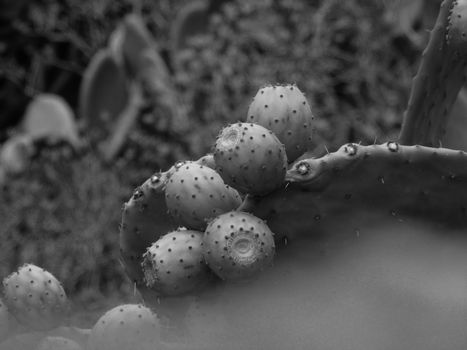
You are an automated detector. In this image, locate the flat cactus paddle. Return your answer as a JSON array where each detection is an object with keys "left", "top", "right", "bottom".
[
  {"left": 20, "top": 94, "right": 81, "bottom": 150},
  {"left": 399, "top": 0, "right": 467, "bottom": 146},
  {"left": 442, "top": 86, "right": 467, "bottom": 150},
  {"left": 242, "top": 143, "right": 467, "bottom": 241},
  {"left": 99, "top": 82, "right": 144, "bottom": 162},
  {"left": 169, "top": 0, "right": 232, "bottom": 70},
  {"left": 120, "top": 14, "right": 159, "bottom": 79},
  {"left": 78, "top": 48, "right": 129, "bottom": 138}
]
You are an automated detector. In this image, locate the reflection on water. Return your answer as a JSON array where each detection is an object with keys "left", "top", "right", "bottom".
[{"left": 182, "top": 215, "right": 467, "bottom": 350}]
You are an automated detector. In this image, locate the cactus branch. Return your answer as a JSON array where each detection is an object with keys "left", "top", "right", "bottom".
[
  {"left": 241, "top": 143, "right": 467, "bottom": 241},
  {"left": 99, "top": 83, "right": 144, "bottom": 162},
  {"left": 399, "top": 0, "right": 467, "bottom": 146}
]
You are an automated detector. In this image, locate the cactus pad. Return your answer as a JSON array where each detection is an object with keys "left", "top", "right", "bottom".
[
  {"left": 120, "top": 171, "right": 176, "bottom": 286},
  {"left": 78, "top": 48, "right": 129, "bottom": 137},
  {"left": 242, "top": 143, "right": 467, "bottom": 241}
]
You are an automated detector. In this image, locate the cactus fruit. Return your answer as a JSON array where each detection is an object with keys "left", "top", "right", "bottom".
[
  {"left": 35, "top": 336, "right": 83, "bottom": 350},
  {"left": 214, "top": 122, "right": 287, "bottom": 195},
  {"left": 165, "top": 161, "right": 242, "bottom": 230},
  {"left": 203, "top": 211, "right": 275, "bottom": 281},
  {"left": 142, "top": 228, "right": 213, "bottom": 297},
  {"left": 120, "top": 171, "right": 177, "bottom": 286},
  {"left": 2, "top": 263, "right": 69, "bottom": 331},
  {"left": 20, "top": 94, "right": 81, "bottom": 150},
  {"left": 246, "top": 84, "right": 315, "bottom": 162},
  {"left": 196, "top": 153, "right": 216, "bottom": 169},
  {"left": 87, "top": 304, "right": 160, "bottom": 350},
  {"left": 242, "top": 143, "right": 467, "bottom": 241},
  {"left": 78, "top": 48, "right": 129, "bottom": 137},
  {"left": 399, "top": 0, "right": 467, "bottom": 146}
]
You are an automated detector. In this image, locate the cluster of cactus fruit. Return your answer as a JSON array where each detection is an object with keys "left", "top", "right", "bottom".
[{"left": 119, "top": 83, "right": 314, "bottom": 300}]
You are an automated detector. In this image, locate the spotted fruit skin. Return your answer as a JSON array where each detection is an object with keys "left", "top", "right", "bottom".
[
  {"left": 203, "top": 211, "right": 275, "bottom": 281},
  {"left": 165, "top": 161, "right": 242, "bottom": 230},
  {"left": 2, "top": 264, "right": 69, "bottom": 331},
  {"left": 246, "top": 84, "right": 315, "bottom": 162},
  {"left": 120, "top": 171, "right": 176, "bottom": 287},
  {"left": 214, "top": 122, "right": 287, "bottom": 196},
  {"left": 142, "top": 228, "right": 213, "bottom": 296},
  {"left": 87, "top": 304, "right": 160, "bottom": 350}
]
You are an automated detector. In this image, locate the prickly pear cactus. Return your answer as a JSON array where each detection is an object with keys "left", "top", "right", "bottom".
[
  {"left": 214, "top": 122, "right": 288, "bottom": 195},
  {"left": 142, "top": 228, "right": 213, "bottom": 296},
  {"left": 246, "top": 84, "right": 315, "bottom": 162},
  {"left": 399, "top": 0, "right": 467, "bottom": 146},
  {"left": 35, "top": 336, "right": 84, "bottom": 350},
  {"left": 87, "top": 304, "right": 160, "bottom": 350},
  {"left": 0, "top": 134, "right": 34, "bottom": 184},
  {"left": 119, "top": 14, "right": 158, "bottom": 79},
  {"left": 21, "top": 94, "right": 81, "bottom": 150},
  {"left": 170, "top": 0, "right": 210, "bottom": 68},
  {"left": 120, "top": 171, "right": 176, "bottom": 286},
  {"left": 2, "top": 264, "right": 69, "bottom": 331},
  {"left": 165, "top": 161, "right": 242, "bottom": 230},
  {"left": 78, "top": 48, "right": 129, "bottom": 137},
  {"left": 203, "top": 211, "right": 275, "bottom": 281},
  {"left": 242, "top": 142, "right": 467, "bottom": 242}
]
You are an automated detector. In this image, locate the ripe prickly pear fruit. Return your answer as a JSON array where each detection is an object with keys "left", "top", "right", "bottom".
[
  {"left": 2, "top": 263, "right": 69, "bottom": 331},
  {"left": 120, "top": 171, "right": 177, "bottom": 287},
  {"left": 87, "top": 304, "right": 160, "bottom": 350},
  {"left": 142, "top": 228, "right": 213, "bottom": 296},
  {"left": 203, "top": 211, "right": 275, "bottom": 281},
  {"left": 36, "top": 336, "right": 84, "bottom": 350},
  {"left": 165, "top": 161, "right": 242, "bottom": 230},
  {"left": 214, "top": 122, "right": 287, "bottom": 196},
  {"left": 196, "top": 153, "right": 216, "bottom": 169},
  {"left": 246, "top": 84, "right": 315, "bottom": 162}
]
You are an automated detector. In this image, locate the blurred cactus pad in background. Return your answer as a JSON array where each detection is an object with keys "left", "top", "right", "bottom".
[{"left": 3, "top": 0, "right": 467, "bottom": 349}]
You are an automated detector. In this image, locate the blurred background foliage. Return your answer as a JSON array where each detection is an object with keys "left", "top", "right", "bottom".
[{"left": 0, "top": 0, "right": 442, "bottom": 320}]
